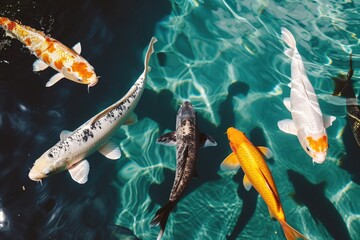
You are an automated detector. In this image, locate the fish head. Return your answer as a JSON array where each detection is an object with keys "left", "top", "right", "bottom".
[
  {"left": 71, "top": 61, "right": 98, "bottom": 87},
  {"left": 28, "top": 152, "right": 68, "bottom": 182},
  {"left": 226, "top": 127, "right": 248, "bottom": 152},
  {"left": 303, "top": 133, "right": 328, "bottom": 164},
  {"left": 176, "top": 101, "right": 196, "bottom": 128}
]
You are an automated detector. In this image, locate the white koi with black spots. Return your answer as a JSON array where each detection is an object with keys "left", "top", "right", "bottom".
[
  {"left": 28, "top": 37, "right": 157, "bottom": 184},
  {"left": 150, "top": 101, "right": 217, "bottom": 240}
]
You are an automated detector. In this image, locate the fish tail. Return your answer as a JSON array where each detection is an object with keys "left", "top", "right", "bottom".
[
  {"left": 150, "top": 201, "right": 176, "bottom": 240},
  {"left": 281, "top": 27, "right": 297, "bottom": 58},
  {"left": 279, "top": 219, "right": 307, "bottom": 240},
  {"left": 332, "top": 54, "right": 355, "bottom": 98}
]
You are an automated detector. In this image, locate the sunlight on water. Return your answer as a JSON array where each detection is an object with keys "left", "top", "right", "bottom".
[{"left": 112, "top": 0, "right": 360, "bottom": 239}]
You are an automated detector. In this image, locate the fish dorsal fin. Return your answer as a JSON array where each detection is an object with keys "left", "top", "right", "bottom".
[
  {"left": 33, "top": 59, "right": 49, "bottom": 72},
  {"left": 220, "top": 153, "right": 240, "bottom": 171},
  {"left": 257, "top": 146, "right": 273, "bottom": 159},
  {"left": 98, "top": 140, "right": 121, "bottom": 160},
  {"left": 46, "top": 73, "right": 65, "bottom": 87},
  {"left": 199, "top": 132, "right": 217, "bottom": 148},
  {"left": 72, "top": 42, "right": 82, "bottom": 54},
  {"left": 89, "top": 103, "right": 118, "bottom": 126},
  {"left": 259, "top": 168, "right": 282, "bottom": 211},
  {"left": 243, "top": 174, "right": 252, "bottom": 191},
  {"left": 283, "top": 98, "right": 291, "bottom": 112},
  {"left": 156, "top": 131, "right": 176, "bottom": 146},
  {"left": 277, "top": 119, "right": 297, "bottom": 135},
  {"left": 88, "top": 84, "right": 138, "bottom": 126},
  {"left": 180, "top": 146, "right": 189, "bottom": 167},
  {"left": 124, "top": 112, "right": 138, "bottom": 125},
  {"left": 68, "top": 159, "right": 90, "bottom": 184},
  {"left": 60, "top": 130, "right": 72, "bottom": 140},
  {"left": 323, "top": 115, "right": 336, "bottom": 128}
]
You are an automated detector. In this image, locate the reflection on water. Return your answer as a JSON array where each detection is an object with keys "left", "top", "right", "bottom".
[
  {"left": 0, "top": 0, "right": 359, "bottom": 240},
  {"left": 115, "top": 0, "right": 360, "bottom": 239}
]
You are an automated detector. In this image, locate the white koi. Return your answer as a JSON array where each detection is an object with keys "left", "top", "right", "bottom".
[
  {"left": 277, "top": 27, "right": 336, "bottom": 164},
  {"left": 28, "top": 37, "right": 157, "bottom": 184},
  {"left": 0, "top": 16, "right": 98, "bottom": 88}
]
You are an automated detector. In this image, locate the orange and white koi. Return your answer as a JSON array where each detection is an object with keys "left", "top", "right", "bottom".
[
  {"left": 0, "top": 17, "right": 98, "bottom": 88},
  {"left": 277, "top": 27, "right": 336, "bottom": 164},
  {"left": 221, "top": 127, "right": 307, "bottom": 240}
]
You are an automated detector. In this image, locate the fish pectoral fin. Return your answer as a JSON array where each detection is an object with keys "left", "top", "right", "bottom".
[
  {"left": 156, "top": 131, "right": 176, "bottom": 146},
  {"left": 277, "top": 119, "right": 297, "bottom": 135},
  {"left": 243, "top": 175, "right": 252, "bottom": 191},
  {"left": 5, "top": 30, "right": 16, "bottom": 38},
  {"left": 46, "top": 73, "right": 65, "bottom": 87},
  {"left": 220, "top": 153, "right": 240, "bottom": 171},
  {"left": 199, "top": 132, "right": 217, "bottom": 148},
  {"left": 124, "top": 112, "right": 138, "bottom": 125},
  {"left": 323, "top": 115, "right": 336, "bottom": 128},
  {"left": 72, "top": 42, "right": 82, "bottom": 54},
  {"left": 257, "top": 146, "right": 273, "bottom": 159},
  {"left": 283, "top": 97, "right": 291, "bottom": 112},
  {"left": 98, "top": 140, "right": 121, "bottom": 160},
  {"left": 68, "top": 159, "right": 90, "bottom": 184},
  {"left": 33, "top": 59, "right": 49, "bottom": 72},
  {"left": 60, "top": 130, "right": 72, "bottom": 140}
]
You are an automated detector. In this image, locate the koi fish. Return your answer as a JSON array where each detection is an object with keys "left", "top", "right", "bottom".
[
  {"left": 0, "top": 16, "right": 98, "bottom": 88},
  {"left": 332, "top": 54, "right": 360, "bottom": 147},
  {"left": 221, "top": 127, "right": 307, "bottom": 240},
  {"left": 150, "top": 101, "right": 217, "bottom": 240},
  {"left": 28, "top": 37, "right": 157, "bottom": 184},
  {"left": 277, "top": 27, "right": 336, "bottom": 164}
]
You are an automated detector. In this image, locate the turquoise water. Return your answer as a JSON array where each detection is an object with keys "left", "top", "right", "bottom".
[
  {"left": 0, "top": 0, "right": 359, "bottom": 240},
  {"left": 114, "top": 1, "right": 360, "bottom": 240}
]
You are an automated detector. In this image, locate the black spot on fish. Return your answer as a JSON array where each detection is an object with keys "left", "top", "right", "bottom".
[
  {"left": 48, "top": 153, "right": 53, "bottom": 158},
  {"left": 82, "top": 129, "right": 94, "bottom": 142}
]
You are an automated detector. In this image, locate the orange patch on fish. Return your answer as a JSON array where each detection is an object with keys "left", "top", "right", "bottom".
[
  {"left": 7, "top": 21, "right": 16, "bottom": 31},
  {"left": 307, "top": 135, "right": 328, "bottom": 153},
  {"left": 47, "top": 42, "right": 56, "bottom": 53},
  {"left": 34, "top": 49, "right": 42, "bottom": 57},
  {"left": 71, "top": 62, "right": 93, "bottom": 80},
  {"left": 45, "top": 38, "right": 56, "bottom": 53},
  {"left": 24, "top": 37, "right": 32, "bottom": 46},
  {"left": 0, "top": 17, "right": 7, "bottom": 25},
  {"left": 54, "top": 59, "right": 64, "bottom": 70},
  {"left": 42, "top": 53, "right": 51, "bottom": 64}
]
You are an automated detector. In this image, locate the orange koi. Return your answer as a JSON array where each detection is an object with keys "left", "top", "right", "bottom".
[{"left": 221, "top": 127, "right": 307, "bottom": 240}]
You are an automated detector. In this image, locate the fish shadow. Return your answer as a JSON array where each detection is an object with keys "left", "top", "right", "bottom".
[
  {"left": 338, "top": 116, "right": 360, "bottom": 184},
  {"left": 287, "top": 169, "right": 351, "bottom": 240},
  {"left": 226, "top": 171, "right": 259, "bottom": 240}
]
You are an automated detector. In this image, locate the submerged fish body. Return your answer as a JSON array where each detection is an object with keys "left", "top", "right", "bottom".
[
  {"left": 332, "top": 54, "right": 360, "bottom": 147},
  {"left": 0, "top": 16, "right": 98, "bottom": 87},
  {"left": 28, "top": 37, "right": 157, "bottom": 184},
  {"left": 150, "top": 101, "right": 217, "bottom": 240},
  {"left": 277, "top": 27, "right": 335, "bottom": 164},
  {"left": 221, "top": 127, "right": 307, "bottom": 240}
]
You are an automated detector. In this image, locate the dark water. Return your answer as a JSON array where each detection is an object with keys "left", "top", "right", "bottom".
[
  {"left": 0, "top": 1, "right": 170, "bottom": 239},
  {"left": 1, "top": 0, "right": 360, "bottom": 240}
]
